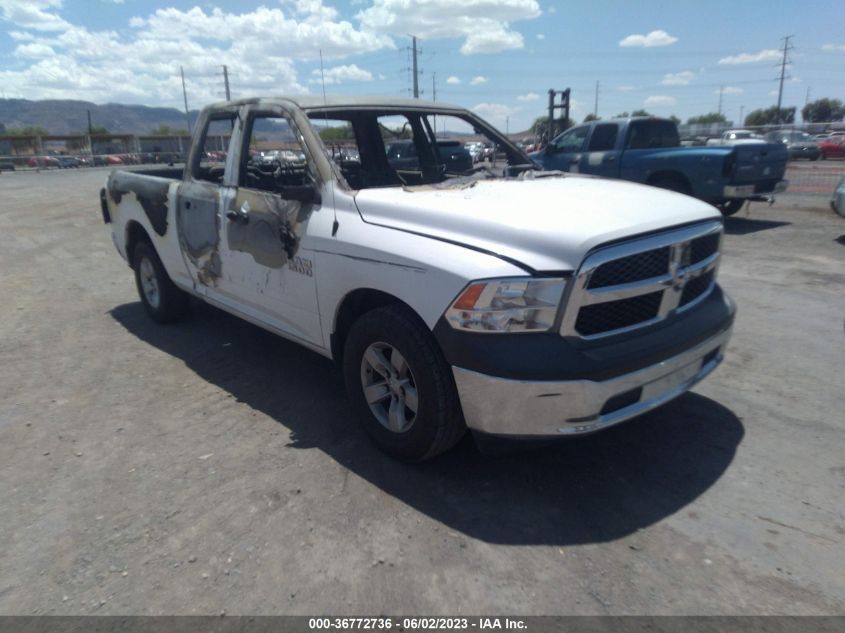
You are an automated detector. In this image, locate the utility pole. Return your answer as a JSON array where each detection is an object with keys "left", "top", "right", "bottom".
[
  {"left": 804, "top": 86, "right": 811, "bottom": 106},
  {"left": 87, "top": 109, "right": 93, "bottom": 135},
  {"left": 594, "top": 80, "right": 599, "bottom": 118},
  {"left": 739, "top": 105, "right": 744, "bottom": 126},
  {"left": 223, "top": 65, "right": 231, "bottom": 100},
  {"left": 180, "top": 66, "right": 191, "bottom": 134},
  {"left": 776, "top": 35, "right": 793, "bottom": 123},
  {"left": 717, "top": 85, "right": 724, "bottom": 117},
  {"left": 506, "top": 116, "right": 509, "bottom": 136},
  {"left": 411, "top": 36, "right": 419, "bottom": 98},
  {"left": 431, "top": 72, "right": 437, "bottom": 135}
]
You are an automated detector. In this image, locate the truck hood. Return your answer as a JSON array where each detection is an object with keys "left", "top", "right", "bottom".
[{"left": 353, "top": 175, "right": 720, "bottom": 271}]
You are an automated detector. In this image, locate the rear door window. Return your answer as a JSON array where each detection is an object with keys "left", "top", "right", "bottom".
[
  {"left": 588, "top": 124, "right": 619, "bottom": 151},
  {"left": 626, "top": 121, "right": 680, "bottom": 149}
]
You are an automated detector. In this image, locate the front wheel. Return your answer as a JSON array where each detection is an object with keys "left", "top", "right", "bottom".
[
  {"left": 132, "top": 241, "right": 189, "bottom": 323},
  {"left": 343, "top": 305, "right": 465, "bottom": 461}
]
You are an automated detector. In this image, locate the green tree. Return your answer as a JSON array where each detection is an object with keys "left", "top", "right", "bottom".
[
  {"left": 150, "top": 125, "right": 188, "bottom": 136},
  {"left": 530, "top": 115, "right": 573, "bottom": 140},
  {"left": 801, "top": 98, "right": 845, "bottom": 123},
  {"left": 89, "top": 125, "right": 110, "bottom": 135},
  {"left": 319, "top": 124, "right": 354, "bottom": 141},
  {"left": 669, "top": 115, "right": 681, "bottom": 125},
  {"left": 744, "top": 106, "right": 796, "bottom": 126},
  {"left": 686, "top": 112, "right": 727, "bottom": 125},
  {"left": 614, "top": 112, "right": 630, "bottom": 118},
  {"left": 5, "top": 126, "right": 49, "bottom": 152},
  {"left": 583, "top": 113, "right": 600, "bottom": 122},
  {"left": 630, "top": 109, "right": 652, "bottom": 117}
]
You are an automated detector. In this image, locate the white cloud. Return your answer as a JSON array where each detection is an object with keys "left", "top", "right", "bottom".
[
  {"left": 548, "top": 5, "right": 556, "bottom": 13},
  {"left": 0, "top": 0, "right": 71, "bottom": 32},
  {"left": 644, "top": 95, "right": 676, "bottom": 107},
  {"left": 617, "top": 85, "right": 638, "bottom": 92},
  {"left": 309, "top": 64, "right": 373, "bottom": 85},
  {"left": 822, "top": 43, "right": 845, "bottom": 52},
  {"left": 472, "top": 102, "right": 517, "bottom": 127},
  {"left": 446, "top": 76, "right": 461, "bottom": 85},
  {"left": 536, "top": 33, "right": 544, "bottom": 40},
  {"left": 0, "top": 2, "right": 401, "bottom": 106},
  {"left": 13, "top": 42, "right": 56, "bottom": 59},
  {"left": 357, "top": 0, "right": 541, "bottom": 55},
  {"left": 660, "top": 70, "right": 694, "bottom": 86},
  {"left": 517, "top": 92, "right": 539, "bottom": 101},
  {"left": 719, "top": 86, "right": 743, "bottom": 95},
  {"left": 470, "top": 75, "right": 487, "bottom": 85},
  {"left": 619, "top": 29, "right": 677, "bottom": 48},
  {"left": 718, "top": 49, "right": 781, "bottom": 65},
  {"left": 100, "top": 0, "right": 125, "bottom": 4}
]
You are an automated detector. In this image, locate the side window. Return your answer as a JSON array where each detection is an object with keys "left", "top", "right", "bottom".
[
  {"left": 552, "top": 126, "right": 589, "bottom": 152},
  {"left": 193, "top": 114, "right": 236, "bottom": 183},
  {"left": 241, "top": 112, "right": 310, "bottom": 194},
  {"left": 588, "top": 124, "right": 619, "bottom": 151},
  {"left": 310, "top": 117, "right": 363, "bottom": 189},
  {"left": 378, "top": 114, "right": 418, "bottom": 171}
]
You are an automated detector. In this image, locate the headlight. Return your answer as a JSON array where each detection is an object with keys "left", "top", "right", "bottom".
[{"left": 444, "top": 277, "right": 566, "bottom": 333}]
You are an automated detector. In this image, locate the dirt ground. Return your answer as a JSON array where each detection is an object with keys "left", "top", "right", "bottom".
[{"left": 0, "top": 168, "right": 843, "bottom": 615}]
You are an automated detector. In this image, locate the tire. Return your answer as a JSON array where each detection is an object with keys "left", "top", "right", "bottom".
[
  {"left": 650, "top": 176, "right": 691, "bottom": 196},
  {"left": 132, "top": 241, "right": 189, "bottom": 323},
  {"left": 718, "top": 199, "right": 745, "bottom": 217},
  {"left": 343, "top": 304, "right": 465, "bottom": 461}
]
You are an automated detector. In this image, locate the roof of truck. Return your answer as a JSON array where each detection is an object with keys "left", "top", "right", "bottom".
[{"left": 206, "top": 95, "right": 466, "bottom": 113}]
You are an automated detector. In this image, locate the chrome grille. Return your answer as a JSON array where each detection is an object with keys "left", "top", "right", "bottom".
[{"left": 561, "top": 221, "right": 722, "bottom": 339}]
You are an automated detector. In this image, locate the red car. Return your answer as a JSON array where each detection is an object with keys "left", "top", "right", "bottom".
[
  {"left": 26, "top": 156, "right": 60, "bottom": 168},
  {"left": 819, "top": 136, "right": 845, "bottom": 159}
]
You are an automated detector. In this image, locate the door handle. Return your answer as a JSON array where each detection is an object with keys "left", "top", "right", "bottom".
[{"left": 226, "top": 203, "right": 250, "bottom": 224}]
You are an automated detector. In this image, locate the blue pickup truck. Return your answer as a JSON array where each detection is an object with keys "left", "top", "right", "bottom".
[{"left": 530, "top": 117, "right": 789, "bottom": 215}]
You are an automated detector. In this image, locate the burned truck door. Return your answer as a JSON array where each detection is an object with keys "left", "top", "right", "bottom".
[
  {"left": 176, "top": 110, "right": 240, "bottom": 293},
  {"left": 213, "top": 106, "right": 323, "bottom": 346}
]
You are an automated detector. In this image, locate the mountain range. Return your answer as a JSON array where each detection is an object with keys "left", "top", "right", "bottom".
[{"left": 0, "top": 99, "right": 199, "bottom": 135}]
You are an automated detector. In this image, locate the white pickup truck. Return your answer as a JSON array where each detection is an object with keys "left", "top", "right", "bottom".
[{"left": 101, "top": 96, "right": 735, "bottom": 461}]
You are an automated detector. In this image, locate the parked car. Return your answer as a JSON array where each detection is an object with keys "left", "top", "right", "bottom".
[
  {"left": 26, "top": 156, "right": 60, "bottom": 168},
  {"left": 57, "top": 156, "right": 82, "bottom": 168},
  {"left": 832, "top": 175, "right": 845, "bottom": 218},
  {"left": 705, "top": 129, "right": 766, "bottom": 146},
  {"left": 765, "top": 130, "right": 821, "bottom": 161},
  {"left": 531, "top": 117, "right": 789, "bottom": 216},
  {"left": 385, "top": 139, "right": 474, "bottom": 174},
  {"left": 100, "top": 95, "right": 735, "bottom": 461},
  {"left": 818, "top": 136, "right": 845, "bottom": 159},
  {"left": 0, "top": 159, "right": 15, "bottom": 172}
]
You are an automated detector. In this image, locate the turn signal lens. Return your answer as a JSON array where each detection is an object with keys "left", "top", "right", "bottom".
[{"left": 445, "top": 278, "right": 566, "bottom": 333}]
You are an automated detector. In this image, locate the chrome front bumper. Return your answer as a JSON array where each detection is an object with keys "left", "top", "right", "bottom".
[{"left": 452, "top": 325, "right": 732, "bottom": 437}]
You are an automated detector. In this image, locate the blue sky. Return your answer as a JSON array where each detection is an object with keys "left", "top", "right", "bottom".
[{"left": 1, "top": 0, "right": 844, "bottom": 132}]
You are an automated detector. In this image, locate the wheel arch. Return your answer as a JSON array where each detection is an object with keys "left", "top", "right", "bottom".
[
  {"left": 646, "top": 170, "right": 692, "bottom": 194},
  {"left": 125, "top": 220, "right": 154, "bottom": 265},
  {"left": 330, "top": 288, "right": 428, "bottom": 365}
]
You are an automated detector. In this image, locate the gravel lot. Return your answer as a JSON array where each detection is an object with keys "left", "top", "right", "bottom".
[{"left": 0, "top": 168, "right": 843, "bottom": 615}]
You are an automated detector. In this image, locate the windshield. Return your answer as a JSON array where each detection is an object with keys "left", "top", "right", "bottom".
[{"left": 305, "top": 107, "right": 533, "bottom": 190}]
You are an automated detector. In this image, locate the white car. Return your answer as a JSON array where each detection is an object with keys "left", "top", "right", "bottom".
[
  {"left": 706, "top": 129, "right": 767, "bottom": 146},
  {"left": 101, "top": 96, "right": 735, "bottom": 460}
]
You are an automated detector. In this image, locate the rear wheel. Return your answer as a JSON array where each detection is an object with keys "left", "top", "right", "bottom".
[
  {"left": 717, "top": 199, "right": 745, "bottom": 217},
  {"left": 343, "top": 305, "right": 465, "bottom": 461},
  {"left": 132, "top": 241, "right": 189, "bottom": 323}
]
